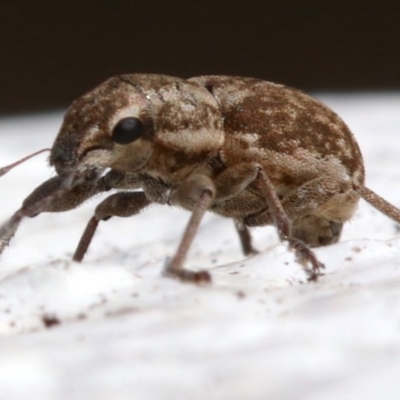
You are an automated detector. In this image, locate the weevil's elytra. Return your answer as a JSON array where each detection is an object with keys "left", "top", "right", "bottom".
[{"left": 2, "top": 73, "right": 400, "bottom": 283}]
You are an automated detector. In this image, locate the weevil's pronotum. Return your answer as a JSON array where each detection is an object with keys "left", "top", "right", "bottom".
[{"left": 1, "top": 74, "right": 400, "bottom": 282}]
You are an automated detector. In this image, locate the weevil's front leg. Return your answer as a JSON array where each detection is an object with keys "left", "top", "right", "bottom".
[
  {"left": 165, "top": 174, "right": 216, "bottom": 283},
  {"left": 73, "top": 191, "right": 151, "bottom": 261},
  {"left": 0, "top": 176, "right": 60, "bottom": 252},
  {"left": 0, "top": 176, "right": 101, "bottom": 255},
  {"left": 0, "top": 169, "right": 127, "bottom": 255}
]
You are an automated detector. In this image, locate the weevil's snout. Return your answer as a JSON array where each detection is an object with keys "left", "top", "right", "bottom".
[
  {"left": 61, "top": 158, "right": 107, "bottom": 190},
  {"left": 49, "top": 102, "right": 116, "bottom": 176},
  {"left": 49, "top": 131, "right": 82, "bottom": 175},
  {"left": 49, "top": 129, "right": 114, "bottom": 177}
]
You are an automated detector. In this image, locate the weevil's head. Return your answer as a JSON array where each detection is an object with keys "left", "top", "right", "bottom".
[{"left": 50, "top": 74, "right": 224, "bottom": 184}]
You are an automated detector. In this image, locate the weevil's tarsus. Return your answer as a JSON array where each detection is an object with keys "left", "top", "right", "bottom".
[
  {"left": 287, "top": 237, "right": 325, "bottom": 281},
  {"left": 0, "top": 148, "right": 50, "bottom": 177}
]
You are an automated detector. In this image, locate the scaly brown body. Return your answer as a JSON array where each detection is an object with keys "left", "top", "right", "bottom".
[{"left": 1, "top": 74, "right": 400, "bottom": 283}]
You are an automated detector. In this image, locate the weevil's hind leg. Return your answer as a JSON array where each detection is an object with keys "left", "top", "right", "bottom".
[
  {"left": 256, "top": 169, "right": 324, "bottom": 281},
  {"left": 285, "top": 238, "right": 323, "bottom": 281},
  {"left": 73, "top": 191, "right": 151, "bottom": 262},
  {"left": 354, "top": 184, "right": 400, "bottom": 225},
  {"left": 165, "top": 174, "right": 215, "bottom": 284},
  {"left": 234, "top": 220, "right": 258, "bottom": 256}
]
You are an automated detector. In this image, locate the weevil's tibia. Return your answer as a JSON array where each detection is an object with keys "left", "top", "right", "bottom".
[
  {"left": 73, "top": 216, "right": 99, "bottom": 262},
  {"left": 0, "top": 148, "right": 50, "bottom": 177},
  {"left": 234, "top": 221, "right": 258, "bottom": 256},
  {"left": 257, "top": 168, "right": 325, "bottom": 280}
]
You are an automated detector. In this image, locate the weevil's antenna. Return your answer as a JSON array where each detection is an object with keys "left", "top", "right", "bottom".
[{"left": 0, "top": 148, "right": 51, "bottom": 177}]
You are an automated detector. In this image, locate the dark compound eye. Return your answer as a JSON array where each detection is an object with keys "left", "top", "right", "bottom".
[{"left": 112, "top": 117, "right": 144, "bottom": 144}]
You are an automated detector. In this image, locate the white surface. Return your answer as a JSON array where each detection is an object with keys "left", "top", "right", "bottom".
[{"left": 1, "top": 94, "right": 400, "bottom": 399}]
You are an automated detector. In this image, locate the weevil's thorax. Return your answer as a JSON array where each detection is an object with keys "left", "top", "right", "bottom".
[
  {"left": 141, "top": 78, "right": 225, "bottom": 183},
  {"left": 49, "top": 74, "right": 224, "bottom": 184}
]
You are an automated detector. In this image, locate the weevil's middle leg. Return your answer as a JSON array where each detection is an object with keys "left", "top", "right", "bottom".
[
  {"left": 234, "top": 221, "right": 258, "bottom": 256},
  {"left": 165, "top": 174, "right": 216, "bottom": 284},
  {"left": 73, "top": 217, "right": 100, "bottom": 262},
  {"left": 164, "top": 190, "right": 214, "bottom": 283}
]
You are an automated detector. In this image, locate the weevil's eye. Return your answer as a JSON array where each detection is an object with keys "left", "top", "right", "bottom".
[{"left": 112, "top": 117, "right": 144, "bottom": 144}]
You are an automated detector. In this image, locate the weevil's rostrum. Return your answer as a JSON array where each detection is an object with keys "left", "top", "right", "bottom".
[{"left": 2, "top": 74, "right": 400, "bottom": 283}]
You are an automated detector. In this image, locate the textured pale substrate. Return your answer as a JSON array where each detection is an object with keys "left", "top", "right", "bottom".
[{"left": 0, "top": 94, "right": 400, "bottom": 400}]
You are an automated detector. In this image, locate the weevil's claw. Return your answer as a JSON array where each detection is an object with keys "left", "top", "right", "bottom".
[
  {"left": 287, "top": 237, "right": 325, "bottom": 281},
  {"left": 307, "top": 263, "right": 325, "bottom": 282},
  {"left": 163, "top": 261, "right": 212, "bottom": 284},
  {"left": 167, "top": 269, "right": 212, "bottom": 284}
]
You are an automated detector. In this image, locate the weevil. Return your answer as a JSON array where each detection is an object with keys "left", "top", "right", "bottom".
[{"left": 1, "top": 74, "right": 400, "bottom": 283}]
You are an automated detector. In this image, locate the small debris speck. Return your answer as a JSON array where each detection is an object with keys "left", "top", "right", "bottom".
[{"left": 42, "top": 314, "right": 61, "bottom": 328}]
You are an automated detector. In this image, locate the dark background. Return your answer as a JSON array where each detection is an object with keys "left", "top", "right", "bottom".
[{"left": 1, "top": 0, "right": 400, "bottom": 115}]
